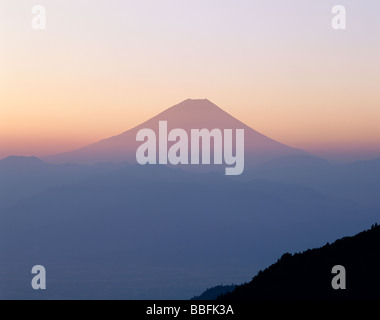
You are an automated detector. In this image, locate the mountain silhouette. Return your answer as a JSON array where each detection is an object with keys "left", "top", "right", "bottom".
[
  {"left": 1, "top": 100, "right": 378, "bottom": 299},
  {"left": 191, "top": 285, "right": 237, "bottom": 300},
  {"left": 0, "top": 156, "right": 46, "bottom": 170},
  {"left": 43, "top": 99, "right": 308, "bottom": 166},
  {"left": 219, "top": 224, "right": 380, "bottom": 300}
]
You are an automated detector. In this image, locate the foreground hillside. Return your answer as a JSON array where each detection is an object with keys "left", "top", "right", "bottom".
[{"left": 220, "top": 224, "right": 380, "bottom": 300}]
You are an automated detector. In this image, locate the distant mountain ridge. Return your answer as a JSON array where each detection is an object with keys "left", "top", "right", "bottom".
[
  {"left": 0, "top": 155, "right": 106, "bottom": 210},
  {"left": 0, "top": 156, "right": 45, "bottom": 168},
  {"left": 42, "top": 99, "right": 310, "bottom": 167}
]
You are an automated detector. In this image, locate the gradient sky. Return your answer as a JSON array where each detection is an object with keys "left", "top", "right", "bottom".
[{"left": 1, "top": 0, "right": 379, "bottom": 162}]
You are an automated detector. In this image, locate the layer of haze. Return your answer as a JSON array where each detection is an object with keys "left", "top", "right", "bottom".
[{"left": 1, "top": 0, "right": 379, "bottom": 162}]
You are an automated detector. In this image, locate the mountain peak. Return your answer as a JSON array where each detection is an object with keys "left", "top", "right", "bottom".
[
  {"left": 0, "top": 156, "right": 43, "bottom": 164},
  {"left": 0, "top": 156, "right": 46, "bottom": 170},
  {"left": 169, "top": 98, "right": 223, "bottom": 112},
  {"left": 151, "top": 98, "right": 240, "bottom": 127},
  {"left": 43, "top": 99, "right": 309, "bottom": 166},
  {"left": 183, "top": 98, "right": 211, "bottom": 103}
]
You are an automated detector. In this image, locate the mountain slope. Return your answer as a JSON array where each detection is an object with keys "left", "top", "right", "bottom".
[
  {"left": 219, "top": 224, "right": 380, "bottom": 300},
  {"left": 191, "top": 285, "right": 237, "bottom": 300},
  {"left": 42, "top": 99, "right": 308, "bottom": 166}
]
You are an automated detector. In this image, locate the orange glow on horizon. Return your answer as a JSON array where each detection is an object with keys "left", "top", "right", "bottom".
[{"left": 1, "top": 1, "right": 379, "bottom": 161}]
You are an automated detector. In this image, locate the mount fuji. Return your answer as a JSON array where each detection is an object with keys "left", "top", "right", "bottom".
[{"left": 43, "top": 99, "right": 310, "bottom": 167}]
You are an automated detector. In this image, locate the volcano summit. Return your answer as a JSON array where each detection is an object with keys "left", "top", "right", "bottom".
[{"left": 43, "top": 99, "right": 308, "bottom": 169}]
